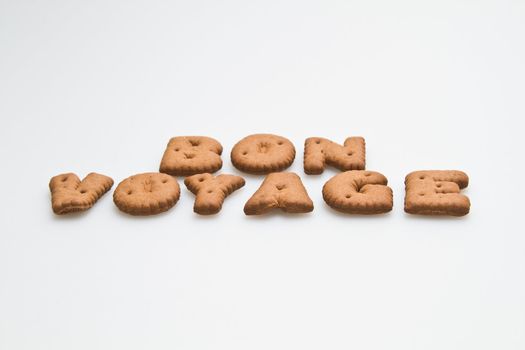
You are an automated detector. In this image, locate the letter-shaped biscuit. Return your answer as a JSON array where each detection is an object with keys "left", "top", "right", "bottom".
[
  {"left": 49, "top": 172, "right": 114, "bottom": 214},
  {"left": 322, "top": 171, "right": 393, "bottom": 214},
  {"left": 404, "top": 170, "right": 470, "bottom": 216},
  {"left": 113, "top": 173, "right": 180, "bottom": 216},
  {"left": 231, "top": 134, "right": 295, "bottom": 174},
  {"left": 159, "top": 136, "right": 223, "bottom": 176},
  {"left": 184, "top": 173, "right": 245, "bottom": 215},
  {"left": 244, "top": 172, "right": 313, "bottom": 215},
  {"left": 304, "top": 137, "right": 365, "bottom": 174}
]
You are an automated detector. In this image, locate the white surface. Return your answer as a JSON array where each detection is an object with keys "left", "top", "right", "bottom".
[{"left": 1, "top": 0, "right": 524, "bottom": 349}]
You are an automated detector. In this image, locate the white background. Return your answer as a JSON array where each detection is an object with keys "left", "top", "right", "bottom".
[{"left": 1, "top": 0, "right": 524, "bottom": 349}]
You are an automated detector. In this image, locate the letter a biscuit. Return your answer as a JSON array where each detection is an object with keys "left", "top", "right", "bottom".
[{"left": 244, "top": 172, "right": 314, "bottom": 215}]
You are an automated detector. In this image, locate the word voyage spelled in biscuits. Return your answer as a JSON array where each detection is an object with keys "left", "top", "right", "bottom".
[{"left": 49, "top": 134, "right": 471, "bottom": 217}]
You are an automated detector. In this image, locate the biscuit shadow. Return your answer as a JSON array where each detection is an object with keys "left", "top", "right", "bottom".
[
  {"left": 243, "top": 211, "right": 314, "bottom": 220},
  {"left": 112, "top": 205, "right": 176, "bottom": 219},
  {"left": 50, "top": 210, "right": 90, "bottom": 220},
  {"left": 403, "top": 212, "right": 470, "bottom": 221},
  {"left": 319, "top": 202, "right": 395, "bottom": 220},
  {"left": 191, "top": 212, "right": 221, "bottom": 220}
]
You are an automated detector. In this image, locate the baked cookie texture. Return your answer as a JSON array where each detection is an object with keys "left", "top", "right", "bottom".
[
  {"left": 159, "top": 136, "right": 223, "bottom": 176},
  {"left": 404, "top": 170, "right": 470, "bottom": 216},
  {"left": 304, "top": 137, "right": 365, "bottom": 174},
  {"left": 244, "top": 172, "right": 313, "bottom": 215},
  {"left": 49, "top": 172, "right": 113, "bottom": 215},
  {"left": 113, "top": 172, "right": 180, "bottom": 216},
  {"left": 231, "top": 134, "right": 295, "bottom": 174},
  {"left": 322, "top": 171, "right": 393, "bottom": 214},
  {"left": 184, "top": 173, "right": 245, "bottom": 215}
]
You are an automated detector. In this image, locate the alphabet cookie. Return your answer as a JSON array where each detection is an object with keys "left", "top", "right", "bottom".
[
  {"left": 304, "top": 137, "right": 365, "bottom": 174},
  {"left": 113, "top": 173, "right": 180, "bottom": 215},
  {"left": 159, "top": 136, "right": 223, "bottom": 176},
  {"left": 244, "top": 172, "right": 313, "bottom": 215},
  {"left": 184, "top": 173, "right": 245, "bottom": 215},
  {"left": 404, "top": 170, "right": 470, "bottom": 216},
  {"left": 49, "top": 172, "right": 114, "bottom": 214},
  {"left": 231, "top": 134, "right": 295, "bottom": 174},
  {"left": 322, "top": 171, "right": 392, "bottom": 214}
]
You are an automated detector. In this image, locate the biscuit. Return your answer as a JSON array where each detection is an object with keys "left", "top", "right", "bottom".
[
  {"left": 322, "top": 171, "right": 393, "bottom": 214},
  {"left": 244, "top": 172, "right": 313, "bottom": 215},
  {"left": 231, "top": 134, "right": 295, "bottom": 174},
  {"left": 49, "top": 172, "right": 114, "bottom": 215},
  {"left": 184, "top": 173, "right": 245, "bottom": 215},
  {"left": 113, "top": 172, "right": 180, "bottom": 215},
  {"left": 304, "top": 137, "right": 365, "bottom": 174},
  {"left": 159, "top": 136, "right": 223, "bottom": 176},
  {"left": 404, "top": 170, "right": 470, "bottom": 216}
]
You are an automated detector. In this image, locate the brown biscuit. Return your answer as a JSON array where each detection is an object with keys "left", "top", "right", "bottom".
[
  {"left": 304, "top": 137, "right": 365, "bottom": 174},
  {"left": 184, "top": 173, "right": 245, "bottom": 215},
  {"left": 49, "top": 172, "right": 114, "bottom": 215},
  {"left": 244, "top": 172, "right": 313, "bottom": 215},
  {"left": 404, "top": 170, "right": 470, "bottom": 216},
  {"left": 231, "top": 134, "right": 295, "bottom": 174},
  {"left": 322, "top": 171, "right": 393, "bottom": 214},
  {"left": 113, "top": 172, "right": 180, "bottom": 216},
  {"left": 159, "top": 136, "right": 223, "bottom": 176}
]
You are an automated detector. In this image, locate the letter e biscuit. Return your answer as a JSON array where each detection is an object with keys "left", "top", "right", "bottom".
[{"left": 404, "top": 170, "right": 470, "bottom": 216}]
